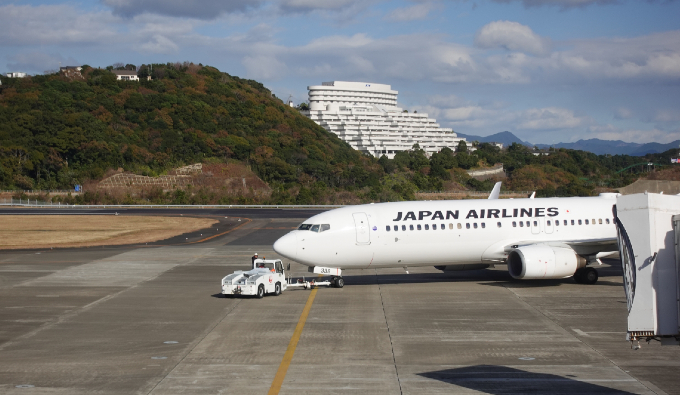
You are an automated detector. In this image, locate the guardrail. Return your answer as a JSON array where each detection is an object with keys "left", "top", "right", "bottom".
[
  {"left": 0, "top": 190, "right": 77, "bottom": 193},
  {"left": 0, "top": 201, "right": 345, "bottom": 209},
  {"left": 1, "top": 191, "right": 536, "bottom": 209},
  {"left": 417, "top": 191, "right": 531, "bottom": 196}
]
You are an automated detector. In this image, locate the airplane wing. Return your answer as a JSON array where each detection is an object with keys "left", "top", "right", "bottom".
[
  {"left": 484, "top": 237, "right": 618, "bottom": 262},
  {"left": 511, "top": 239, "right": 617, "bottom": 254},
  {"left": 560, "top": 238, "right": 618, "bottom": 256}
]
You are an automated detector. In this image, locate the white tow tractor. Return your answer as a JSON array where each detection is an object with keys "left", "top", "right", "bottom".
[
  {"left": 221, "top": 259, "right": 287, "bottom": 298},
  {"left": 221, "top": 260, "right": 343, "bottom": 298}
]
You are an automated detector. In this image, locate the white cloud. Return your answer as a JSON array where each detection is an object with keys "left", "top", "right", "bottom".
[
  {"left": 4, "top": 4, "right": 679, "bottom": 86},
  {"left": 284, "top": 33, "right": 478, "bottom": 83},
  {"left": 139, "top": 35, "right": 180, "bottom": 54},
  {"left": 517, "top": 107, "right": 588, "bottom": 129},
  {"left": 413, "top": 94, "right": 598, "bottom": 141},
  {"left": 427, "top": 95, "right": 468, "bottom": 108},
  {"left": 614, "top": 107, "right": 633, "bottom": 120},
  {"left": 102, "top": 0, "right": 262, "bottom": 19},
  {"left": 588, "top": 124, "right": 680, "bottom": 144},
  {"left": 1, "top": 3, "right": 678, "bottom": 145},
  {"left": 280, "top": 0, "right": 361, "bottom": 12},
  {"left": 491, "top": 0, "right": 619, "bottom": 9},
  {"left": 101, "top": 0, "right": 376, "bottom": 22},
  {"left": 0, "top": 5, "right": 118, "bottom": 46},
  {"left": 476, "top": 29, "right": 680, "bottom": 84},
  {"left": 653, "top": 109, "right": 680, "bottom": 123},
  {"left": 242, "top": 54, "right": 287, "bottom": 80},
  {"left": 385, "top": 2, "right": 436, "bottom": 21},
  {"left": 474, "top": 20, "right": 551, "bottom": 55},
  {"left": 7, "top": 52, "right": 79, "bottom": 73}
]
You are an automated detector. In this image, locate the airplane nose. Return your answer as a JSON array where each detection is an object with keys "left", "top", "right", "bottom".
[{"left": 273, "top": 232, "right": 297, "bottom": 259}]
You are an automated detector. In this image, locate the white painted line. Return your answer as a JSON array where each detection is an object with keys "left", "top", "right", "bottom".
[{"left": 572, "top": 328, "right": 590, "bottom": 336}]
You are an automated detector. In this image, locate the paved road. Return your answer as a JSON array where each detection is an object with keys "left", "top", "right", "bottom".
[{"left": 0, "top": 209, "right": 678, "bottom": 394}]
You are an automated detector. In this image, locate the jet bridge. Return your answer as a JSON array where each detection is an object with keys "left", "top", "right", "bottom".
[{"left": 614, "top": 193, "right": 680, "bottom": 348}]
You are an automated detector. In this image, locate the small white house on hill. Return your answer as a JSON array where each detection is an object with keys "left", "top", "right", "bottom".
[{"left": 112, "top": 70, "right": 138, "bottom": 81}]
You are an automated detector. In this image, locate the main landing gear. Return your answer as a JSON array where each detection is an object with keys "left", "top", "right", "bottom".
[
  {"left": 574, "top": 267, "right": 599, "bottom": 285},
  {"left": 331, "top": 276, "right": 344, "bottom": 288}
]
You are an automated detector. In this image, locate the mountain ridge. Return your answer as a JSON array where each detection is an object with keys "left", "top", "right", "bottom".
[{"left": 457, "top": 131, "right": 679, "bottom": 156}]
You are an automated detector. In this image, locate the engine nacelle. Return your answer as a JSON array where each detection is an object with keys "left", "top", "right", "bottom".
[
  {"left": 507, "top": 245, "right": 586, "bottom": 280},
  {"left": 435, "top": 264, "right": 490, "bottom": 272}
]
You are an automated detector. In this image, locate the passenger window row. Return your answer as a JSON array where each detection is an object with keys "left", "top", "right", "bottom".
[
  {"left": 386, "top": 222, "right": 499, "bottom": 231},
  {"left": 385, "top": 217, "right": 614, "bottom": 232},
  {"left": 512, "top": 218, "right": 613, "bottom": 227}
]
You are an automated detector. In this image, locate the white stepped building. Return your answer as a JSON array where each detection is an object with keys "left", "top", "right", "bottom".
[{"left": 303, "top": 81, "right": 467, "bottom": 159}]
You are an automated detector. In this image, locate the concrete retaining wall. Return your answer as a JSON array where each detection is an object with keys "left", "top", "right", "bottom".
[
  {"left": 618, "top": 179, "right": 680, "bottom": 195},
  {"left": 467, "top": 164, "right": 505, "bottom": 180},
  {"left": 98, "top": 173, "right": 194, "bottom": 190}
]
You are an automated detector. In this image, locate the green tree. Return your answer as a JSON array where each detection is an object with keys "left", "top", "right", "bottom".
[{"left": 457, "top": 140, "right": 468, "bottom": 153}]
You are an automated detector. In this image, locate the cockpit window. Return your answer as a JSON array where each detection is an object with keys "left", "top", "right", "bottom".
[{"left": 299, "top": 223, "right": 330, "bottom": 232}]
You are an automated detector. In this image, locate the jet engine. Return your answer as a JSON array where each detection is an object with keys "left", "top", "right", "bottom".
[
  {"left": 507, "top": 245, "right": 586, "bottom": 280},
  {"left": 435, "top": 264, "right": 490, "bottom": 272}
]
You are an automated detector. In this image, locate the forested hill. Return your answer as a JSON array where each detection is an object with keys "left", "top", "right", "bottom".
[
  {"left": 0, "top": 63, "right": 672, "bottom": 204},
  {"left": 0, "top": 63, "right": 379, "bottom": 194}
]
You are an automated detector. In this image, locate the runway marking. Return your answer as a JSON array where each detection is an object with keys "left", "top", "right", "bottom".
[
  {"left": 268, "top": 287, "right": 318, "bottom": 395},
  {"left": 250, "top": 227, "right": 296, "bottom": 230},
  {"left": 572, "top": 328, "right": 590, "bottom": 336},
  {"left": 182, "top": 218, "right": 252, "bottom": 245},
  {"left": 0, "top": 213, "right": 117, "bottom": 215},
  {"left": 0, "top": 261, "right": 82, "bottom": 264}
]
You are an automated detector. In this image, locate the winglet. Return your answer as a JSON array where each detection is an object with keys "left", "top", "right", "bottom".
[
  {"left": 488, "top": 181, "right": 502, "bottom": 200},
  {"left": 529, "top": 192, "right": 536, "bottom": 199}
]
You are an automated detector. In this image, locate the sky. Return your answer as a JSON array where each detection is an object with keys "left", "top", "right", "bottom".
[{"left": 1, "top": 0, "right": 679, "bottom": 145}]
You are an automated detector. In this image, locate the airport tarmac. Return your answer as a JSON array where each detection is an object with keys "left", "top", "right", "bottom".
[{"left": 0, "top": 209, "right": 678, "bottom": 394}]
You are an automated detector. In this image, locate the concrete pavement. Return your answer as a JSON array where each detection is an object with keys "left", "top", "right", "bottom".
[{"left": 0, "top": 210, "right": 678, "bottom": 394}]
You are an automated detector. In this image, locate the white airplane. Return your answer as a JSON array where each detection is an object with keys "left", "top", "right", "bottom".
[{"left": 273, "top": 183, "right": 619, "bottom": 288}]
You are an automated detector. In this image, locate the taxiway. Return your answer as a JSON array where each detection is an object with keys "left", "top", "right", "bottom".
[{"left": 0, "top": 209, "right": 678, "bottom": 394}]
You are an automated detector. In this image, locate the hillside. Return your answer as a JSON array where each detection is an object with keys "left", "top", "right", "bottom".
[
  {"left": 0, "top": 63, "right": 381, "bottom": 203},
  {"left": 0, "top": 63, "right": 671, "bottom": 204}
]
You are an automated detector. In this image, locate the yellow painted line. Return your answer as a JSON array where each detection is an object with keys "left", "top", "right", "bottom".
[{"left": 268, "top": 287, "right": 319, "bottom": 395}]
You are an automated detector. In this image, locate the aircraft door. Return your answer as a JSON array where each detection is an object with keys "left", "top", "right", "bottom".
[
  {"left": 352, "top": 212, "right": 371, "bottom": 245},
  {"left": 544, "top": 218, "right": 554, "bottom": 234},
  {"left": 531, "top": 219, "right": 541, "bottom": 235}
]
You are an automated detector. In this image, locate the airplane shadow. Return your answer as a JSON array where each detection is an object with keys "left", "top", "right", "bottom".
[
  {"left": 340, "top": 264, "right": 623, "bottom": 288},
  {"left": 480, "top": 279, "right": 623, "bottom": 288},
  {"left": 341, "top": 270, "right": 512, "bottom": 286},
  {"left": 418, "top": 365, "right": 637, "bottom": 395}
]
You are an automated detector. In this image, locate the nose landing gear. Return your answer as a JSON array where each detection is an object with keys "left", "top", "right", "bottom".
[{"left": 332, "top": 276, "right": 344, "bottom": 288}]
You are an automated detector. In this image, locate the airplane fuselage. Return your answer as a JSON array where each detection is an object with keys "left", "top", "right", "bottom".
[{"left": 273, "top": 195, "right": 618, "bottom": 270}]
